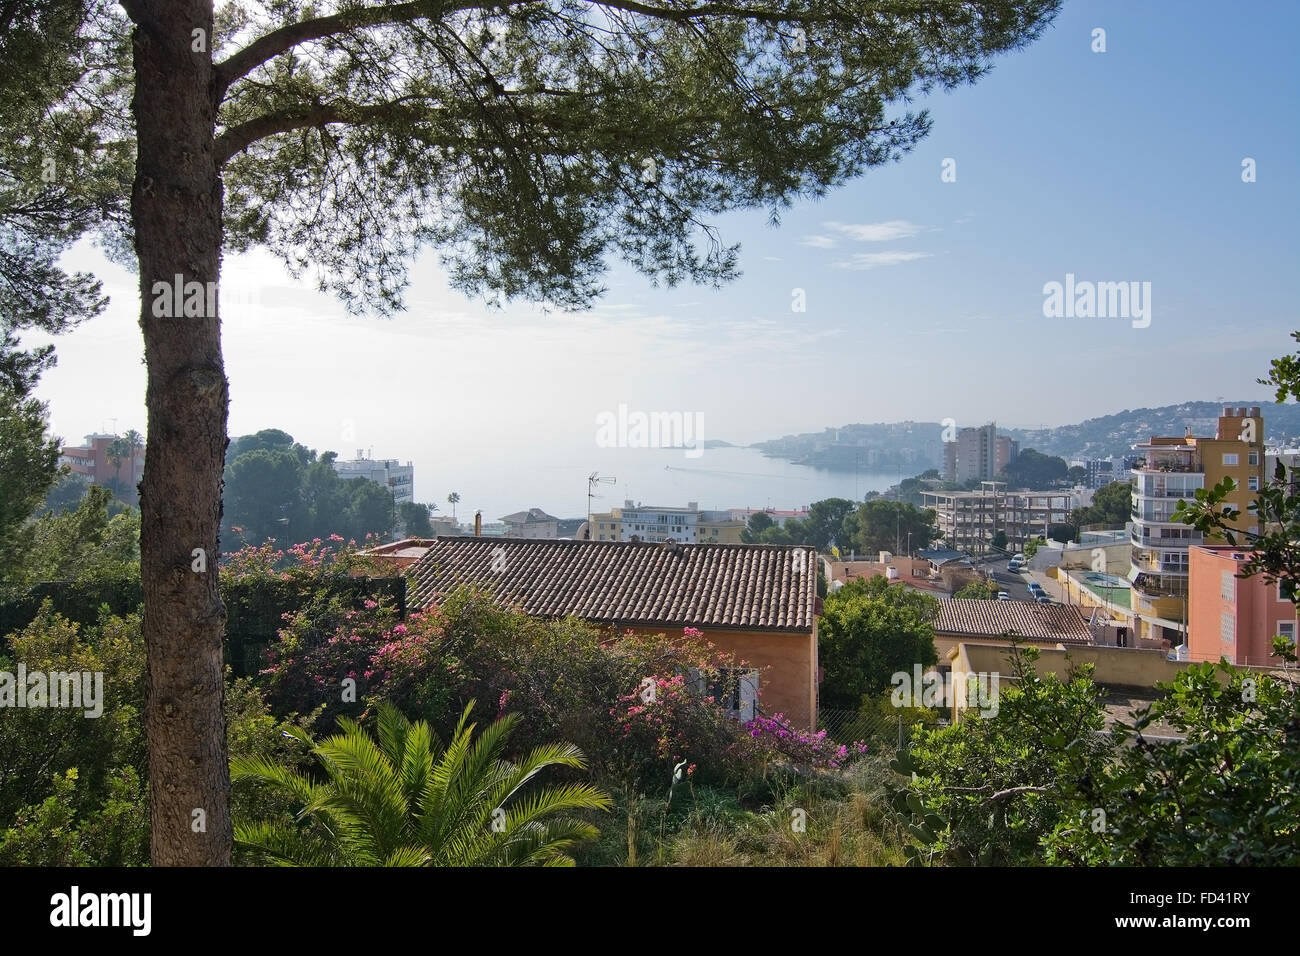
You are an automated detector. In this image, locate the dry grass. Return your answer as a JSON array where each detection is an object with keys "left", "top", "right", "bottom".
[{"left": 656, "top": 760, "right": 908, "bottom": 867}]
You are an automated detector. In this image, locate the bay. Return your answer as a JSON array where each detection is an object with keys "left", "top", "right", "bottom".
[{"left": 417, "top": 444, "right": 904, "bottom": 527}]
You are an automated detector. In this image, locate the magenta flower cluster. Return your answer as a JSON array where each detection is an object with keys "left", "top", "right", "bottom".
[{"left": 744, "top": 713, "right": 869, "bottom": 770}]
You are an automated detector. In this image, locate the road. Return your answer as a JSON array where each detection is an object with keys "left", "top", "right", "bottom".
[{"left": 987, "top": 565, "right": 1037, "bottom": 601}]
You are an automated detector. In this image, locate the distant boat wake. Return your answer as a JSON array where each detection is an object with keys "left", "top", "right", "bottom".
[{"left": 664, "top": 465, "right": 809, "bottom": 481}]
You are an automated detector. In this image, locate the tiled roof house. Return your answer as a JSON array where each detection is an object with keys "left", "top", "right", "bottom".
[
  {"left": 933, "top": 598, "right": 1094, "bottom": 657},
  {"left": 405, "top": 537, "right": 821, "bottom": 727}
]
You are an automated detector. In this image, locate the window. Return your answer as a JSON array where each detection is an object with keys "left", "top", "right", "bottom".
[
  {"left": 692, "top": 667, "right": 759, "bottom": 722},
  {"left": 1249, "top": 451, "right": 1259, "bottom": 466},
  {"left": 1222, "top": 453, "right": 1239, "bottom": 466},
  {"left": 1220, "top": 613, "right": 1235, "bottom": 643},
  {"left": 1249, "top": 476, "right": 1260, "bottom": 491},
  {"left": 1221, "top": 571, "right": 1235, "bottom": 602},
  {"left": 1277, "top": 621, "right": 1296, "bottom": 644}
]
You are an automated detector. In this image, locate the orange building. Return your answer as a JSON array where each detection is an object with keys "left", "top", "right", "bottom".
[
  {"left": 1187, "top": 546, "right": 1295, "bottom": 666},
  {"left": 59, "top": 432, "right": 144, "bottom": 492}
]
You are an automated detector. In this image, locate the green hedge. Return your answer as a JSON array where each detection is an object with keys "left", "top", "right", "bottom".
[
  {"left": 0, "top": 572, "right": 407, "bottom": 678},
  {"left": 0, "top": 577, "right": 142, "bottom": 638},
  {"left": 222, "top": 574, "right": 406, "bottom": 677}
]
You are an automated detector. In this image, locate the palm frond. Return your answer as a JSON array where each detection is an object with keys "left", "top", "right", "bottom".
[{"left": 233, "top": 699, "right": 610, "bottom": 867}]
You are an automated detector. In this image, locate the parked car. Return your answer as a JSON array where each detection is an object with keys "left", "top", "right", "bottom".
[
  {"left": 997, "top": 591, "right": 1011, "bottom": 600},
  {"left": 1036, "top": 594, "right": 1053, "bottom": 604}
]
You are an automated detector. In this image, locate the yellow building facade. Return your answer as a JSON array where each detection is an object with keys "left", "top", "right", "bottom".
[{"left": 1129, "top": 405, "right": 1265, "bottom": 645}]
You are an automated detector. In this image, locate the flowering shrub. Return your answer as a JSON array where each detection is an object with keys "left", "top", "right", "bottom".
[
  {"left": 744, "top": 713, "right": 869, "bottom": 770},
  {"left": 606, "top": 673, "right": 750, "bottom": 792},
  {"left": 260, "top": 595, "right": 403, "bottom": 726},
  {"left": 257, "top": 584, "right": 857, "bottom": 790},
  {"left": 222, "top": 534, "right": 390, "bottom": 581}
]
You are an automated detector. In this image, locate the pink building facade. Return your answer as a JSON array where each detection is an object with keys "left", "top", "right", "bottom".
[{"left": 1188, "top": 546, "right": 1296, "bottom": 666}]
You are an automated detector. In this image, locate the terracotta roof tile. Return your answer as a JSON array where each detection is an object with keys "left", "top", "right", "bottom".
[
  {"left": 406, "top": 537, "right": 817, "bottom": 632},
  {"left": 935, "top": 599, "right": 1093, "bottom": 645}
]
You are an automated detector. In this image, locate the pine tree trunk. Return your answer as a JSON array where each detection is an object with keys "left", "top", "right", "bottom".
[{"left": 129, "top": 0, "right": 232, "bottom": 866}]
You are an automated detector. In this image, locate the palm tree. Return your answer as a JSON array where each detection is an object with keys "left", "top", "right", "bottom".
[
  {"left": 104, "top": 435, "right": 129, "bottom": 498},
  {"left": 232, "top": 701, "right": 610, "bottom": 866},
  {"left": 122, "top": 429, "right": 144, "bottom": 482},
  {"left": 447, "top": 491, "right": 460, "bottom": 519}
]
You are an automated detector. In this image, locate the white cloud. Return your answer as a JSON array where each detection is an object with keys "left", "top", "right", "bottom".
[
  {"left": 824, "top": 219, "right": 923, "bottom": 242},
  {"left": 832, "top": 251, "right": 932, "bottom": 270},
  {"left": 799, "top": 235, "right": 836, "bottom": 249}
]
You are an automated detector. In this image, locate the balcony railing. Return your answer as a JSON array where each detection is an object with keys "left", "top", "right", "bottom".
[
  {"left": 1133, "top": 487, "right": 1199, "bottom": 499},
  {"left": 1130, "top": 572, "right": 1189, "bottom": 599},
  {"left": 1133, "top": 512, "right": 1188, "bottom": 525},
  {"left": 1132, "top": 550, "right": 1190, "bottom": 574},
  {"left": 1134, "top": 462, "right": 1200, "bottom": 474},
  {"left": 1131, "top": 528, "right": 1201, "bottom": 549}
]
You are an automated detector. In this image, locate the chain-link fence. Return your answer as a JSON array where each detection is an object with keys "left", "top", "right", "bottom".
[
  {"left": 816, "top": 707, "right": 935, "bottom": 750},
  {"left": 817, "top": 707, "right": 894, "bottom": 747}
]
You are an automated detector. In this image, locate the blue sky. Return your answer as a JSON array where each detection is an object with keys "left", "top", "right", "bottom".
[{"left": 32, "top": 0, "right": 1300, "bottom": 508}]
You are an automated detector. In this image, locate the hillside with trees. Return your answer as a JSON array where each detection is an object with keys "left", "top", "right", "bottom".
[{"left": 753, "top": 400, "right": 1300, "bottom": 471}]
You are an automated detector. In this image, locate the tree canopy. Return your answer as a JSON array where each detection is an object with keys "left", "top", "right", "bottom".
[
  {"left": 818, "top": 575, "right": 938, "bottom": 709},
  {"left": 1000, "top": 448, "right": 1068, "bottom": 489},
  {"left": 222, "top": 430, "right": 397, "bottom": 546},
  {"left": 0, "top": 385, "right": 61, "bottom": 582},
  {"left": 1070, "top": 479, "right": 1132, "bottom": 529},
  {"left": 845, "top": 499, "right": 939, "bottom": 557},
  {"left": 0, "top": 0, "right": 127, "bottom": 395}
]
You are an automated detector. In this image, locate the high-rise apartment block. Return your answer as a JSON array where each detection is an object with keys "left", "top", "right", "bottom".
[
  {"left": 943, "top": 423, "right": 1018, "bottom": 482},
  {"left": 1129, "top": 406, "right": 1264, "bottom": 646}
]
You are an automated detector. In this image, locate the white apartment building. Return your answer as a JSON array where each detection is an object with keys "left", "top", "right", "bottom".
[
  {"left": 592, "top": 501, "right": 744, "bottom": 543},
  {"left": 332, "top": 451, "right": 415, "bottom": 506}
]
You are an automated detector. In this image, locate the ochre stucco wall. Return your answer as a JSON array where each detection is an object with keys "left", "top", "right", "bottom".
[{"left": 619, "top": 624, "right": 818, "bottom": 729}]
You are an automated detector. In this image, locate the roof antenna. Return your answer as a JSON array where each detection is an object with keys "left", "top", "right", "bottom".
[{"left": 587, "top": 472, "right": 615, "bottom": 530}]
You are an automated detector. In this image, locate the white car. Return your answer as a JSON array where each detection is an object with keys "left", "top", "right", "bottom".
[{"left": 997, "top": 591, "right": 1011, "bottom": 600}]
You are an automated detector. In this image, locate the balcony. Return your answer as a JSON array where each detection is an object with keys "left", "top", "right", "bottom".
[
  {"left": 1130, "top": 571, "right": 1189, "bottom": 599},
  {"left": 1133, "top": 486, "right": 1198, "bottom": 499},
  {"left": 1130, "top": 527, "right": 1201, "bottom": 549},
  {"left": 1132, "top": 510, "right": 1189, "bottom": 525},
  {"left": 1132, "top": 549, "right": 1190, "bottom": 574},
  {"left": 1134, "top": 461, "right": 1200, "bottom": 474}
]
